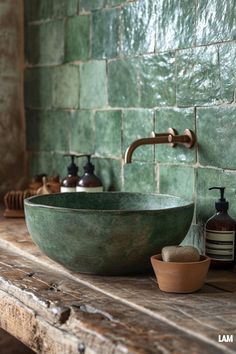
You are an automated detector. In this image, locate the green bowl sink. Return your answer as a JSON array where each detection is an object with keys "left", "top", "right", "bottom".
[{"left": 24, "top": 192, "right": 194, "bottom": 275}]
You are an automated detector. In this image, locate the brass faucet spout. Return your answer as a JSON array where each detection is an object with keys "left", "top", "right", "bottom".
[
  {"left": 125, "top": 135, "right": 170, "bottom": 164},
  {"left": 124, "top": 128, "right": 196, "bottom": 164}
]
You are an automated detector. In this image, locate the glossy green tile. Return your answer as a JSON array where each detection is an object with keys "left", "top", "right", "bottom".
[
  {"left": 80, "top": 61, "right": 107, "bottom": 109},
  {"left": 25, "top": 68, "right": 53, "bottom": 109},
  {"left": 108, "top": 58, "right": 139, "bottom": 107},
  {"left": 25, "top": 0, "right": 236, "bottom": 235},
  {"left": 121, "top": 0, "right": 156, "bottom": 56},
  {"left": 70, "top": 110, "right": 95, "bottom": 154},
  {"left": 79, "top": 0, "right": 105, "bottom": 11},
  {"left": 139, "top": 53, "right": 176, "bottom": 107},
  {"left": 123, "top": 163, "right": 156, "bottom": 193},
  {"left": 52, "top": 65, "right": 79, "bottom": 109},
  {"left": 92, "top": 9, "right": 119, "bottom": 59},
  {"left": 52, "top": 0, "right": 78, "bottom": 17},
  {"left": 25, "top": 0, "right": 78, "bottom": 21},
  {"left": 95, "top": 110, "right": 122, "bottom": 158},
  {"left": 26, "top": 21, "right": 64, "bottom": 65},
  {"left": 122, "top": 109, "right": 154, "bottom": 162},
  {"left": 156, "top": 0, "right": 195, "bottom": 51},
  {"left": 159, "top": 164, "right": 195, "bottom": 200},
  {"left": 196, "top": 167, "right": 236, "bottom": 223},
  {"left": 155, "top": 108, "right": 196, "bottom": 164},
  {"left": 219, "top": 43, "right": 236, "bottom": 103},
  {"left": 177, "top": 46, "right": 221, "bottom": 106},
  {"left": 52, "top": 152, "right": 83, "bottom": 179},
  {"left": 196, "top": 0, "right": 236, "bottom": 45},
  {"left": 29, "top": 152, "right": 54, "bottom": 177},
  {"left": 106, "top": 0, "right": 125, "bottom": 6},
  {"left": 26, "top": 110, "right": 69, "bottom": 152},
  {"left": 94, "top": 157, "right": 122, "bottom": 191},
  {"left": 65, "top": 15, "right": 90, "bottom": 62},
  {"left": 197, "top": 107, "right": 236, "bottom": 169},
  {"left": 25, "top": 0, "right": 53, "bottom": 21}
]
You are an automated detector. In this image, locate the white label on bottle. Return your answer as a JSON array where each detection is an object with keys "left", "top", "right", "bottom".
[
  {"left": 76, "top": 186, "right": 103, "bottom": 193},
  {"left": 60, "top": 187, "right": 76, "bottom": 193},
  {"left": 205, "top": 229, "right": 235, "bottom": 261}
]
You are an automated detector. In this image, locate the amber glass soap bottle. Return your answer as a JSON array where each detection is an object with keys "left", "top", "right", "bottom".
[
  {"left": 76, "top": 155, "right": 103, "bottom": 193},
  {"left": 205, "top": 187, "right": 236, "bottom": 269},
  {"left": 60, "top": 154, "right": 80, "bottom": 193}
]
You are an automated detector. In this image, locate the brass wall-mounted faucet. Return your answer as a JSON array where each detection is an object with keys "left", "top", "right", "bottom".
[{"left": 124, "top": 128, "right": 196, "bottom": 164}]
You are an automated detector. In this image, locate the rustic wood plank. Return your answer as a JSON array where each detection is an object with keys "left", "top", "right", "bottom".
[
  {"left": 0, "top": 216, "right": 235, "bottom": 353},
  {"left": 0, "top": 288, "right": 85, "bottom": 354},
  {"left": 0, "top": 246, "right": 228, "bottom": 354}
]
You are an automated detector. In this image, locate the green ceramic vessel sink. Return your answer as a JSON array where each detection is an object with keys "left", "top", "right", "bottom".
[{"left": 24, "top": 192, "right": 194, "bottom": 275}]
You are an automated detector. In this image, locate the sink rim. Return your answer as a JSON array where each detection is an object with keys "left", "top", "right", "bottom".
[{"left": 24, "top": 192, "right": 194, "bottom": 214}]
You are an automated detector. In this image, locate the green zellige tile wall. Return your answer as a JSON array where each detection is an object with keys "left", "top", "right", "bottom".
[{"left": 25, "top": 0, "right": 236, "bottom": 250}]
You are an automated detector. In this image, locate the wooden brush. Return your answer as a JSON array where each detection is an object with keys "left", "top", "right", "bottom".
[{"left": 4, "top": 190, "right": 37, "bottom": 218}]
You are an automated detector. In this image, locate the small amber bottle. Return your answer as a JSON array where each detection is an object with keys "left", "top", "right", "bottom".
[
  {"left": 76, "top": 155, "right": 103, "bottom": 193},
  {"left": 60, "top": 154, "right": 80, "bottom": 193},
  {"left": 205, "top": 187, "right": 236, "bottom": 269}
]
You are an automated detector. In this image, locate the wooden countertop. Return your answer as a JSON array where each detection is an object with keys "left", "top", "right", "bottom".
[{"left": 0, "top": 214, "right": 235, "bottom": 354}]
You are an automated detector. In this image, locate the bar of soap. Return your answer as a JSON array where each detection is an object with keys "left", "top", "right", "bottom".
[{"left": 162, "top": 246, "right": 200, "bottom": 262}]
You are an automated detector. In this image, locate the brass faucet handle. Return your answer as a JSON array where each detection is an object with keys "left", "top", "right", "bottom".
[
  {"left": 150, "top": 128, "right": 177, "bottom": 138},
  {"left": 150, "top": 131, "right": 169, "bottom": 138},
  {"left": 151, "top": 128, "right": 177, "bottom": 147},
  {"left": 168, "top": 129, "right": 196, "bottom": 148}
]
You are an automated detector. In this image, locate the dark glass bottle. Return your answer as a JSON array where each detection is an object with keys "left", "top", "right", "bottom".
[
  {"left": 61, "top": 154, "right": 80, "bottom": 193},
  {"left": 205, "top": 187, "right": 236, "bottom": 269},
  {"left": 76, "top": 155, "right": 103, "bottom": 193}
]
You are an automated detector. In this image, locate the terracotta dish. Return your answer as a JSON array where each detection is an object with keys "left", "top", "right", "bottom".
[{"left": 151, "top": 254, "right": 210, "bottom": 293}]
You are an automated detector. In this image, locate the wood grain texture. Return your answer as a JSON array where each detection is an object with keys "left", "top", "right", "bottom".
[{"left": 0, "top": 215, "right": 235, "bottom": 353}]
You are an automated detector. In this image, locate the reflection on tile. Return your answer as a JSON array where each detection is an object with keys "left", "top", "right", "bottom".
[
  {"left": 219, "top": 42, "right": 236, "bottom": 103},
  {"left": 196, "top": 0, "right": 236, "bottom": 45},
  {"left": 139, "top": 53, "right": 176, "bottom": 107},
  {"left": 197, "top": 107, "right": 236, "bottom": 169},
  {"left": 108, "top": 58, "right": 139, "bottom": 107},
  {"left": 92, "top": 9, "right": 119, "bottom": 59},
  {"left": 121, "top": 0, "right": 156, "bottom": 56},
  {"left": 177, "top": 46, "right": 221, "bottom": 106},
  {"left": 156, "top": 0, "right": 195, "bottom": 51}
]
